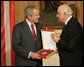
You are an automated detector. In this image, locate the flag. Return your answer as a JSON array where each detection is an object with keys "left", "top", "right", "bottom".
[{"left": 1, "top": 1, "right": 15, "bottom": 66}]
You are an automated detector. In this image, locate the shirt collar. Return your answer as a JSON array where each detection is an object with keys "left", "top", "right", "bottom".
[
  {"left": 65, "top": 16, "right": 72, "bottom": 25},
  {"left": 26, "top": 19, "right": 34, "bottom": 26},
  {"left": 26, "top": 19, "right": 37, "bottom": 34}
]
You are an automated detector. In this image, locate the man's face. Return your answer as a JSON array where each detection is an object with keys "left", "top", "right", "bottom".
[
  {"left": 30, "top": 9, "right": 40, "bottom": 23},
  {"left": 56, "top": 8, "right": 65, "bottom": 23}
]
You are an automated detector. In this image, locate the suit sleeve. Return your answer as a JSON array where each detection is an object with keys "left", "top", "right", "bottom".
[
  {"left": 12, "top": 25, "right": 30, "bottom": 59},
  {"left": 57, "top": 22, "right": 83, "bottom": 52}
]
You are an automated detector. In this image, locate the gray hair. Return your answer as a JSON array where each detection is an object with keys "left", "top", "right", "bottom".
[
  {"left": 64, "top": 6, "right": 73, "bottom": 14},
  {"left": 24, "top": 5, "right": 38, "bottom": 18},
  {"left": 60, "top": 4, "right": 73, "bottom": 15}
]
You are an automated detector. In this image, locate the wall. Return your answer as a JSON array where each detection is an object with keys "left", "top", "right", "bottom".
[
  {"left": 15, "top": 1, "right": 40, "bottom": 24},
  {"left": 15, "top": 1, "right": 83, "bottom": 27}
]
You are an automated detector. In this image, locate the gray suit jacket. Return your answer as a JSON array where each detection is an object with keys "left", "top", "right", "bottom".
[{"left": 12, "top": 20, "right": 42, "bottom": 66}]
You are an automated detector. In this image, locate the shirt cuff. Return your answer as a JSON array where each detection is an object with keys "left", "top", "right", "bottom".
[{"left": 28, "top": 51, "right": 31, "bottom": 59}]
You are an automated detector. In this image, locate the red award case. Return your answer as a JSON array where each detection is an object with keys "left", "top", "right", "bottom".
[{"left": 37, "top": 49, "right": 56, "bottom": 59}]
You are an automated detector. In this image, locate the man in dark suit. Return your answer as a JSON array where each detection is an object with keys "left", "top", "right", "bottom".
[
  {"left": 51, "top": 4, "right": 83, "bottom": 66},
  {"left": 12, "top": 6, "right": 42, "bottom": 66}
]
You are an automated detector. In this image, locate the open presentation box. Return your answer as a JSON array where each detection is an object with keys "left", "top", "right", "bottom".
[
  {"left": 37, "top": 29, "right": 61, "bottom": 66},
  {"left": 37, "top": 29, "right": 56, "bottom": 59}
]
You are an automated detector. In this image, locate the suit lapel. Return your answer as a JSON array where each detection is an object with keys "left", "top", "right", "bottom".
[
  {"left": 35, "top": 23, "right": 40, "bottom": 43},
  {"left": 63, "top": 17, "right": 73, "bottom": 31},
  {"left": 23, "top": 20, "right": 35, "bottom": 43},
  {"left": 61, "top": 17, "right": 74, "bottom": 37}
]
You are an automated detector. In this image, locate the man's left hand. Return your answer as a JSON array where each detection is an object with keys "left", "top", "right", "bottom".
[{"left": 51, "top": 33, "right": 60, "bottom": 43}]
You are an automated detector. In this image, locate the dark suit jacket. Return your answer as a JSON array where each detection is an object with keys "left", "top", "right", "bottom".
[
  {"left": 57, "top": 17, "right": 83, "bottom": 66},
  {"left": 12, "top": 20, "right": 42, "bottom": 66}
]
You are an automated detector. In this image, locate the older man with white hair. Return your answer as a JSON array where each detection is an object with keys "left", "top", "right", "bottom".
[{"left": 51, "top": 4, "right": 83, "bottom": 66}]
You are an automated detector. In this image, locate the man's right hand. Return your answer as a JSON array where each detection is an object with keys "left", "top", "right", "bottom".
[{"left": 30, "top": 52, "right": 41, "bottom": 59}]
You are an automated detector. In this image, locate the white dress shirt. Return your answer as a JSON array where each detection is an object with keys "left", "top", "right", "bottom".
[{"left": 65, "top": 16, "right": 72, "bottom": 25}]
